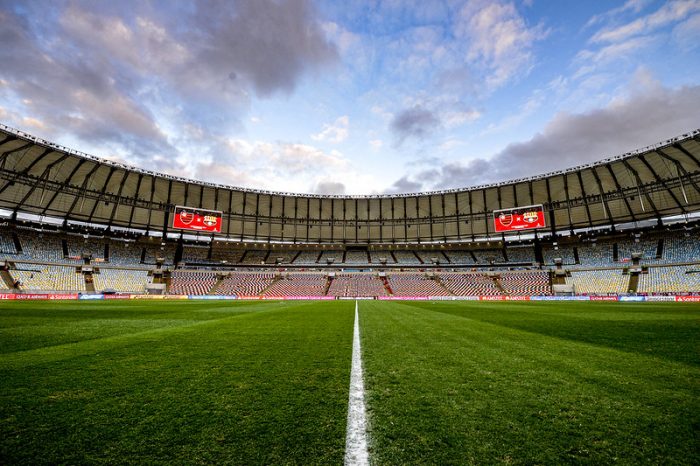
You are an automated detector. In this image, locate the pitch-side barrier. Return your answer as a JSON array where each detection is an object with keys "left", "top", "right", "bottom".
[{"left": 0, "top": 294, "right": 697, "bottom": 302}]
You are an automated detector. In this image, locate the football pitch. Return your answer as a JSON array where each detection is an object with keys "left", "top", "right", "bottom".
[{"left": 1, "top": 300, "right": 698, "bottom": 465}]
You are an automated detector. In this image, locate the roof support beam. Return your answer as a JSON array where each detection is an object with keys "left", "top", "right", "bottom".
[
  {"left": 576, "top": 171, "right": 594, "bottom": 229},
  {"left": 638, "top": 154, "right": 685, "bottom": 213},
  {"left": 605, "top": 164, "right": 636, "bottom": 223},
  {"left": 622, "top": 159, "right": 660, "bottom": 220}
]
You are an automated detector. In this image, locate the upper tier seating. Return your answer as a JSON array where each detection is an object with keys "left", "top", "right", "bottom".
[
  {"left": 344, "top": 250, "right": 369, "bottom": 264},
  {"left": 393, "top": 251, "right": 421, "bottom": 265},
  {"left": 542, "top": 245, "right": 576, "bottom": 266},
  {"left": 293, "top": 251, "right": 321, "bottom": 265},
  {"left": 182, "top": 246, "right": 210, "bottom": 263},
  {"left": 67, "top": 236, "right": 106, "bottom": 261},
  {"left": 575, "top": 243, "right": 614, "bottom": 267},
  {"left": 472, "top": 249, "right": 504, "bottom": 264},
  {"left": 241, "top": 250, "right": 268, "bottom": 265},
  {"left": 443, "top": 250, "right": 475, "bottom": 265},
  {"left": 108, "top": 240, "right": 143, "bottom": 265},
  {"left": 369, "top": 250, "right": 396, "bottom": 264},
  {"left": 505, "top": 247, "right": 536, "bottom": 264}
]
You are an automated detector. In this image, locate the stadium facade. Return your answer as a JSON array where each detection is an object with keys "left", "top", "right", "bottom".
[{"left": 0, "top": 124, "right": 699, "bottom": 299}]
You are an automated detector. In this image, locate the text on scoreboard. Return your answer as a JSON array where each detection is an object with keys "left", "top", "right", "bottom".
[
  {"left": 172, "top": 206, "right": 223, "bottom": 233},
  {"left": 493, "top": 204, "right": 546, "bottom": 232}
]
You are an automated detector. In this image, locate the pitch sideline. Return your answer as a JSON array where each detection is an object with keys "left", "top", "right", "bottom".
[{"left": 344, "top": 301, "right": 370, "bottom": 465}]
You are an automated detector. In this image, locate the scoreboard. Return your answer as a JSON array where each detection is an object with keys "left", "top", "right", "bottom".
[
  {"left": 172, "top": 206, "right": 223, "bottom": 233},
  {"left": 493, "top": 205, "right": 545, "bottom": 232}
]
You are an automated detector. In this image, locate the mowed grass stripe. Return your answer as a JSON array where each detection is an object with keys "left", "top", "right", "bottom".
[
  {"left": 0, "top": 301, "right": 312, "bottom": 369},
  {"left": 1, "top": 300, "right": 355, "bottom": 465},
  {"left": 360, "top": 300, "right": 700, "bottom": 465},
  {"left": 0, "top": 300, "right": 271, "bottom": 354},
  {"left": 414, "top": 300, "right": 700, "bottom": 367}
]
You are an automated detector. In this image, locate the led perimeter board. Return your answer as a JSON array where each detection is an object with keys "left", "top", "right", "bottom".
[
  {"left": 494, "top": 204, "right": 546, "bottom": 232},
  {"left": 172, "top": 206, "right": 222, "bottom": 233}
]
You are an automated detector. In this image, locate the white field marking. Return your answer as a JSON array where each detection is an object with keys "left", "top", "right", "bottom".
[{"left": 345, "top": 300, "right": 370, "bottom": 466}]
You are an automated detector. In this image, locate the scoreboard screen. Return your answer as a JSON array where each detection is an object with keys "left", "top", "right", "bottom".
[
  {"left": 172, "top": 206, "right": 222, "bottom": 233},
  {"left": 493, "top": 205, "right": 545, "bottom": 232}
]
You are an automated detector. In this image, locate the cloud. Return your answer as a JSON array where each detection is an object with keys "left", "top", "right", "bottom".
[
  {"left": 311, "top": 116, "right": 349, "bottom": 143},
  {"left": 672, "top": 13, "right": 700, "bottom": 50},
  {"left": 390, "top": 106, "right": 441, "bottom": 143},
  {"left": 191, "top": 138, "right": 349, "bottom": 192},
  {"left": 590, "top": 0, "right": 700, "bottom": 44},
  {"left": 384, "top": 176, "right": 425, "bottom": 194},
  {"left": 313, "top": 181, "right": 346, "bottom": 195},
  {"left": 584, "top": 0, "right": 651, "bottom": 29},
  {"left": 0, "top": 0, "right": 338, "bottom": 174},
  {"left": 389, "top": 82, "right": 700, "bottom": 191},
  {"left": 454, "top": 0, "right": 549, "bottom": 88}
]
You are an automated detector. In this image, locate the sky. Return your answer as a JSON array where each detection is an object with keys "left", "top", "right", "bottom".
[{"left": 0, "top": 0, "right": 699, "bottom": 196}]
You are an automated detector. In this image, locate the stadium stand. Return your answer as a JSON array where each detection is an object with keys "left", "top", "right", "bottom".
[
  {"left": 638, "top": 266, "right": 700, "bottom": 293},
  {"left": 443, "top": 250, "right": 475, "bottom": 265},
  {"left": 67, "top": 235, "right": 106, "bottom": 261},
  {"left": 369, "top": 250, "right": 396, "bottom": 264},
  {"left": 393, "top": 250, "right": 421, "bottom": 265},
  {"left": 217, "top": 272, "right": 276, "bottom": 296},
  {"left": 542, "top": 244, "right": 576, "bottom": 266},
  {"left": 169, "top": 271, "right": 217, "bottom": 295},
  {"left": 263, "top": 273, "right": 328, "bottom": 296},
  {"left": 108, "top": 240, "right": 144, "bottom": 266},
  {"left": 327, "top": 274, "right": 387, "bottom": 297},
  {"left": 93, "top": 268, "right": 151, "bottom": 293},
  {"left": 182, "top": 245, "right": 210, "bottom": 263},
  {"left": 344, "top": 250, "right": 369, "bottom": 265},
  {"left": 566, "top": 269, "right": 629, "bottom": 294},
  {"left": 472, "top": 249, "right": 504, "bottom": 264},
  {"left": 441, "top": 273, "right": 500, "bottom": 296},
  {"left": 500, "top": 271, "right": 551, "bottom": 296},
  {"left": 292, "top": 251, "right": 321, "bottom": 265},
  {"left": 12, "top": 266, "right": 85, "bottom": 291},
  {"left": 505, "top": 246, "right": 536, "bottom": 264},
  {"left": 387, "top": 273, "right": 448, "bottom": 296}
]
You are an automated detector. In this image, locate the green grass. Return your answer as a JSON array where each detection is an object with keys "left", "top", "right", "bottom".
[
  {"left": 1, "top": 300, "right": 355, "bottom": 465},
  {"left": 1, "top": 300, "right": 699, "bottom": 465},
  {"left": 361, "top": 301, "right": 700, "bottom": 465}
]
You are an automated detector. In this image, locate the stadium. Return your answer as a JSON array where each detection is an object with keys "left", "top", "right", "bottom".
[{"left": 1, "top": 1, "right": 699, "bottom": 465}]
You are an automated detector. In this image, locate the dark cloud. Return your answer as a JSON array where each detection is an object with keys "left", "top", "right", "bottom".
[
  {"left": 0, "top": 0, "right": 337, "bottom": 171},
  {"left": 390, "top": 83, "right": 700, "bottom": 191},
  {"left": 313, "top": 181, "right": 346, "bottom": 195},
  {"left": 384, "top": 176, "right": 425, "bottom": 194},
  {"left": 390, "top": 105, "right": 441, "bottom": 144},
  {"left": 187, "top": 0, "right": 338, "bottom": 97}
]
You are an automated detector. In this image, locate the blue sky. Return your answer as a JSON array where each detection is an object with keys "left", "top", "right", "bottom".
[{"left": 0, "top": 0, "right": 699, "bottom": 195}]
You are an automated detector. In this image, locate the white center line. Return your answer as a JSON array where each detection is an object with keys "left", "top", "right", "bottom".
[{"left": 345, "top": 300, "right": 370, "bottom": 466}]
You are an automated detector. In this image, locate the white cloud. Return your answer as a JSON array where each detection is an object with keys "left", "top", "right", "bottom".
[
  {"left": 584, "top": 0, "right": 651, "bottom": 29},
  {"left": 311, "top": 115, "right": 349, "bottom": 143},
  {"left": 454, "top": 0, "right": 549, "bottom": 88},
  {"left": 369, "top": 139, "right": 383, "bottom": 150},
  {"left": 591, "top": 0, "right": 700, "bottom": 43},
  {"left": 672, "top": 13, "right": 700, "bottom": 50}
]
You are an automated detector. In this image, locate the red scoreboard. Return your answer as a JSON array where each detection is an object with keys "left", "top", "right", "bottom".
[
  {"left": 172, "top": 206, "right": 222, "bottom": 233},
  {"left": 493, "top": 205, "right": 546, "bottom": 232}
]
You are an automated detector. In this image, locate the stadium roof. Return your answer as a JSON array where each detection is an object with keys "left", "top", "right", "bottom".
[{"left": 0, "top": 124, "right": 699, "bottom": 244}]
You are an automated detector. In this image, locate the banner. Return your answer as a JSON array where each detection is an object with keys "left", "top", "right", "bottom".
[
  {"left": 675, "top": 296, "right": 700, "bottom": 302},
  {"left": 494, "top": 204, "right": 545, "bottom": 232},
  {"left": 79, "top": 294, "right": 105, "bottom": 300},
  {"left": 172, "top": 206, "right": 222, "bottom": 233}
]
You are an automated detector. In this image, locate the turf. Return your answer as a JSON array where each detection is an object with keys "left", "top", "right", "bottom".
[
  {"left": 0, "top": 300, "right": 355, "bottom": 465},
  {"left": 1, "top": 300, "right": 699, "bottom": 465},
  {"left": 361, "top": 301, "right": 700, "bottom": 465}
]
